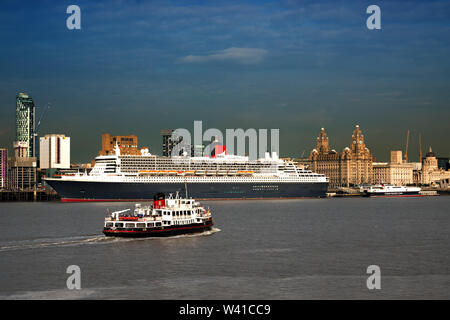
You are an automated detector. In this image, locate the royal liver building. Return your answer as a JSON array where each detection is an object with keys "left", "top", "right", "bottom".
[{"left": 309, "top": 125, "right": 373, "bottom": 187}]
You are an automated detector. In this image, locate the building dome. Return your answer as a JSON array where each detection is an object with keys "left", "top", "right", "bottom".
[{"left": 426, "top": 146, "right": 435, "bottom": 158}]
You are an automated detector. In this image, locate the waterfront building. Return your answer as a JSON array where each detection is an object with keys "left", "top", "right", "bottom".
[
  {"left": 99, "top": 133, "right": 144, "bottom": 156},
  {"left": 390, "top": 150, "right": 403, "bottom": 165},
  {"left": 309, "top": 128, "right": 342, "bottom": 187},
  {"left": 421, "top": 156, "right": 450, "bottom": 170},
  {"left": 39, "top": 134, "right": 71, "bottom": 169},
  {"left": 309, "top": 125, "right": 373, "bottom": 187},
  {"left": 372, "top": 151, "right": 414, "bottom": 185},
  {"left": 7, "top": 156, "right": 37, "bottom": 190},
  {"left": 0, "top": 148, "right": 7, "bottom": 189},
  {"left": 418, "top": 147, "right": 450, "bottom": 185},
  {"left": 15, "top": 93, "right": 35, "bottom": 157}
]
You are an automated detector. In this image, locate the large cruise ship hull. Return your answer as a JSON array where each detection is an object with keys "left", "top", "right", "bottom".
[{"left": 45, "top": 180, "right": 328, "bottom": 202}]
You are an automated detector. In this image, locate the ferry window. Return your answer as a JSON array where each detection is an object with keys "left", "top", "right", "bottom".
[
  {"left": 125, "top": 223, "right": 135, "bottom": 228},
  {"left": 115, "top": 223, "right": 123, "bottom": 228}
]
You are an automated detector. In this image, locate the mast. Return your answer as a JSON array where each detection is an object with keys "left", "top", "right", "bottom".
[
  {"left": 419, "top": 132, "right": 422, "bottom": 163},
  {"left": 404, "top": 129, "right": 410, "bottom": 163}
]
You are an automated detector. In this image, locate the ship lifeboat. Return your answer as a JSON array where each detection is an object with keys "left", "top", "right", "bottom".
[
  {"left": 185, "top": 170, "right": 195, "bottom": 176},
  {"left": 195, "top": 170, "right": 206, "bottom": 176},
  {"left": 206, "top": 170, "right": 217, "bottom": 176},
  {"left": 237, "top": 171, "right": 254, "bottom": 176},
  {"left": 138, "top": 170, "right": 158, "bottom": 175}
]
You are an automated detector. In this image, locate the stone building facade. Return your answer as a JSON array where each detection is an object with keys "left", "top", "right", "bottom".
[
  {"left": 418, "top": 147, "right": 450, "bottom": 185},
  {"left": 99, "top": 133, "right": 144, "bottom": 156},
  {"left": 309, "top": 125, "right": 373, "bottom": 187},
  {"left": 372, "top": 151, "right": 414, "bottom": 185},
  {"left": 309, "top": 128, "right": 341, "bottom": 186}
]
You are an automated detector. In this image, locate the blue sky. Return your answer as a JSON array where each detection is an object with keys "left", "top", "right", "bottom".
[{"left": 1, "top": 0, "right": 449, "bottom": 162}]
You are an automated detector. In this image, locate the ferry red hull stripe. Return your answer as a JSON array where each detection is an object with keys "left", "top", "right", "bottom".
[{"left": 370, "top": 194, "right": 424, "bottom": 198}]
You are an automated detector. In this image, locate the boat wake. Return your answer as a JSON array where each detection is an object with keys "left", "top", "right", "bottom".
[
  {"left": 0, "top": 228, "right": 221, "bottom": 252},
  {"left": 0, "top": 235, "right": 114, "bottom": 252}
]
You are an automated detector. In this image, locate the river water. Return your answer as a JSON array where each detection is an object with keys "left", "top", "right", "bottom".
[{"left": 0, "top": 197, "right": 449, "bottom": 299}]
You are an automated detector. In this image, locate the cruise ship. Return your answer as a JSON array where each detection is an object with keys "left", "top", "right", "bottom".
[{"left": 44, "top": 145, "right": 328, "bottom": 202}]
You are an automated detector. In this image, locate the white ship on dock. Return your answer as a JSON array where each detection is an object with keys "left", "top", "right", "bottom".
[{"left": 361, "top": 184, "right": 422, "bottom": 197}]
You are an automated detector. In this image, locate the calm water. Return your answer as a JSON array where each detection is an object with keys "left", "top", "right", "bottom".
[{"left": 0, "top": 197, "right": 449, "bottom": 299}]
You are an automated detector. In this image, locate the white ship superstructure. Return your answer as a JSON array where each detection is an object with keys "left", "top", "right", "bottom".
[{"left": 69, "top": 145, "right": 326, "bottom": 183}]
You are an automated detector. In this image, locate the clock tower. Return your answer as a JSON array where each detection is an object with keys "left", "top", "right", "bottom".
[{"left": 351, "top": 124, "right": 366, "bottom": 154}]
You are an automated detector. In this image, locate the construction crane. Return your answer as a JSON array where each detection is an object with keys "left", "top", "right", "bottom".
[
  {"left": 33, "top": 103, "right": 51, "bottom": 158},
  {"left": 35, "top": 103, "right": 51, "bottom": 135},
  {"left": 419, "top": 132, "right": 422, "bottom": 163},
  {"left": 404, "top": 129, "right": 410, "bottom": 163}
]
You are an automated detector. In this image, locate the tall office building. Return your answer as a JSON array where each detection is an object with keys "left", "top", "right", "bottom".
[
  {"left": 16, "top": 93, "right": 35, "bottom": 157},
  {"left": 39, "top": 134, "right": 71, "bottom": 169},
  {"left": 0, "top": 148, "right": 7, "bottom": 189},
  {"left": 160, "top": 129, "right": 203, "bottom": 157},
  {"left": 161, "top": 129, "right": 177, "bottom": 156}
]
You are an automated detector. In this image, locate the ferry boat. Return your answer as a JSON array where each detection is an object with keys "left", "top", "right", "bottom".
[
  {"left": 44, "top": 144, "right": 328, "bottom": 202},
  {"left": 361, "top": 184, "right": 422, "bottom": 197},
  {"left": 103, "top": 192, "right": 213, "bottom": 237}
]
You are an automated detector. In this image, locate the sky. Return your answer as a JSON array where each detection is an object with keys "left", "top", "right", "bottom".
[{"left": 0, "top": 0, "right": 449, "bottom": 163}]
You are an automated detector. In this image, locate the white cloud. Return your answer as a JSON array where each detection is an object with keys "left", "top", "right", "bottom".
[{"left": 179, "top": 47, "right": 268, "bottom": 64}]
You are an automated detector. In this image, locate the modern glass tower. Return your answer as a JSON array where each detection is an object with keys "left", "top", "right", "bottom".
[{"left": 15, "top": 93, "right": 35, "bottom": 157}]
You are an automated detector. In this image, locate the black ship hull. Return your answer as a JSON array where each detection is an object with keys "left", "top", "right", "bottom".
[
  {"left": 45, "top": 179, "right": 328, "bottom": 202},
  {"left": 103, "top": 220, "right": 214, "bottom": 238}
]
